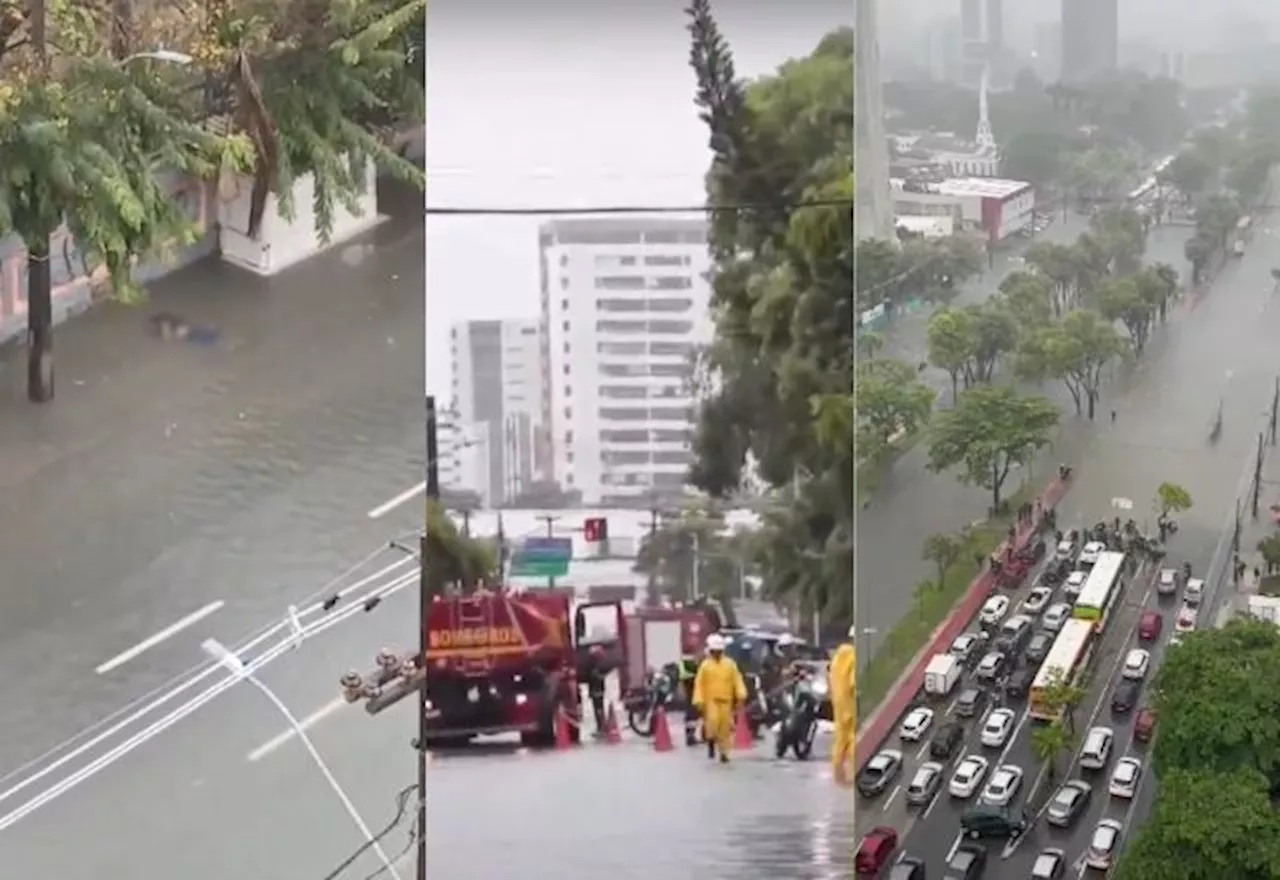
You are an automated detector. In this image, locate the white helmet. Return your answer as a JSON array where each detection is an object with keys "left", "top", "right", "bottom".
[
  {"left": 705, "top": 633, "right": 726, "bottom": 652},
  {"left": 847, "top": 624, "right": 858, "bottom": 640},
  {"left": 777, "top": 633, "right": 796, "bottom": 647}
]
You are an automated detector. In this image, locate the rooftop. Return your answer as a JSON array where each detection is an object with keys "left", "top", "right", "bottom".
[{"left": 936, "top": 177, "right": 1031, "bottom": 199}]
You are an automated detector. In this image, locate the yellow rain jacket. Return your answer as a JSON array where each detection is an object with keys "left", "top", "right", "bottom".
[
  {"left": 692, "top": 654, "right": 748, "bottom": 757},
  {"left": 828, "top": 643, "right": 856, "bottom": 781}
]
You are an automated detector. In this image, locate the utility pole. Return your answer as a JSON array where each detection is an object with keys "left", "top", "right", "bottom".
[
  {"left": 27, "top": 0, "right": 53, "bottom": 403},
  {"left": 690, "top": 531, "right": 701, "bottom": 601},
  {"left": 537, "top": 514, "right": 559, "bottom": 588},
  {"left": 417, "top": 396, "right": 439, "bottom": 880}
]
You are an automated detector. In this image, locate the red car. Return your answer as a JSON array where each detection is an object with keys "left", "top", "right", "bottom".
[
  {"left": 1138, "top": 610, "right": 1163, "bottom": 642},
  {"left": 856, "top": 826, "right": 899, "bottom": 875},
  {"left": 1134, "top": 707, "right": 1157, "bottom": 743}
]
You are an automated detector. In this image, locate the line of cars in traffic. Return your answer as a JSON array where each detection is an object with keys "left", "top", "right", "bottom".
[{"left": 854, "top": 532, "right": 1196, "bottom": 878}]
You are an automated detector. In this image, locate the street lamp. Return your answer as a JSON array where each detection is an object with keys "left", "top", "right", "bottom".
[{"left": 200, "top": 639, "right": 405, "bottom": 880}]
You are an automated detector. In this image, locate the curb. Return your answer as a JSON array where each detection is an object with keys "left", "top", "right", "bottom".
[{"left": 855, "top": 477, "right": 1072, "bottom": 767}]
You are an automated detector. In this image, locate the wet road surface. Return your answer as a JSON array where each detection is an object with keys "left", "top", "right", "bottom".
[
  {"left": 0, "top": 573, "right": 854, "bottom": 879},
  {"left": 855, "top": 213, "right": 1251, "bottom": 663},
  {"left": 0, "top": 180, "right": 423, "bottom": 860},
  {"left": 858, "top": 208, "right": 1280, "bottom": 875}
]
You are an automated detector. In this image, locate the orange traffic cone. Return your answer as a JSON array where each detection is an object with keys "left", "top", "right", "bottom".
[
  {"left": 652, "top": 706, "right": 674, "bottom": 752},
  {"left": 554, "top": 706, "right": 574, "bottom": 750},
  {"left": 602, "top": 704, "right": 622, "bottom": 745},
  {"left": 733, "top": 706, "right": 754, "bottom": 751}
]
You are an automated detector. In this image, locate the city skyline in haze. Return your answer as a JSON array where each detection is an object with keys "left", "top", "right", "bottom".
[{"left": 424, "top": 0, "right": 850, "bottom": 397}]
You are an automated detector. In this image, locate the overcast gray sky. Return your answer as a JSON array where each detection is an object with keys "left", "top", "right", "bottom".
[{"left": 424, "top": 0, "right": 850, "bottom": 396}]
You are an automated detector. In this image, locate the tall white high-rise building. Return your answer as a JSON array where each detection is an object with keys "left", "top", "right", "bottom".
[
  {"left": 855, "top": 0, "right": 894, "bottom": 241},
  {"left": 450, "top": 319, "right": 547, "bottom": 505},
  {"left": 436, "top": 410, "right": 489, "bottom": 502},
  {"left": 538, "top": 218, "right": 712, "bottom": 507}
]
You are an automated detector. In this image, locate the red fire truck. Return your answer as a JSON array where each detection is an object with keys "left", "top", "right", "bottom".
[{"left": 341, "top": 588, "right": 630, "bottom": 748}]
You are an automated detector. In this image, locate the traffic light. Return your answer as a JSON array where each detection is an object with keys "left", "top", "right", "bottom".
[{"left": 583, "top": 516, "right": 608, "bottom": 543}]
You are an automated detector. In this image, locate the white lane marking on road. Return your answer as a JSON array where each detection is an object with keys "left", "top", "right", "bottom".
[
  {"left": 95, "top": 601, "right": 225, "bottom": 675},
  {"left": 922, "top": 789, "right": 942, "bottom": 820},
  {"left": 914, "top": 740, "right": 930, "bottom": 761},
  {"left": 248, "top": 695, "right": 347, "bottom": 762},
  {"left": 367, "top": 482, "right": 426, "bottom": 519},
  {"left": 1005, "top": 570, "right": 1156, "bottom": 859},
  {"left": 882, "top": 784, "right": 901, "bottom": 811},
  {"left": 945, "top": 831, "right": 963, "bottom": 863}
]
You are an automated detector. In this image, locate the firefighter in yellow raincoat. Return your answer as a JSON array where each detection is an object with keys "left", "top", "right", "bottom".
[
  {"left": 692, "top": 633, "right": 748, "bottom": 763},
  {"left": 828, "top": 625, "right": 857, "bottom": 785}
]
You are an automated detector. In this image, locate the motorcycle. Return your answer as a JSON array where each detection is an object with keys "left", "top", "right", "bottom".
[
  {"left": 626, "top": 669, "right": 675, "bottom": 737},
  {"left": 742, "top": 672, "right": 771, "bottom": 740},
  {"left": 774, "top": 675, "right": 823, "bottom": 760}
]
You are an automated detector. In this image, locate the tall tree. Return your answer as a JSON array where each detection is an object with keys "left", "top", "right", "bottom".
[
  {"left": 926, "top": 385, "right": 1059, "bottom": 513},
  {"left": 1016, "top": 310, "right": 1125, "bottom": 419},
  {"left": 685, "top": 2, "right": 853, "bottom": 628}
]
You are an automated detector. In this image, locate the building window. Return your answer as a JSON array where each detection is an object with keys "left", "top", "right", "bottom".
[
  {"left": 600, "top": 385, "right": 649, "bottom": 400},
  {"left": 597, "top": 341, "right": 646, "bottom": 356},
  {"left": 561, "top": 276, "right": 570, "bottom": 290},
  {"left": 650, "top": 341, "right": 695, "bottom": 357},
  {"left": 564, "top": 384, "right": 572, "bottom": 398},
  {"left": 521, "top": 326, "right": 537, "bottom": 336},
  {"left": 566, "top": 452, "right": 574, "bottom": 464},
  {"left": 599, "top": 407, "right": 648, "bottom": 421},
  {"left": 597, "top": 320, "right": 647, "bottom": 334},
  {"left": 561, "top": 298, "right": 570, "bottom": 311},
  {"left": 644, "top": 254, "right": 690, "bottom": 267},
  {"left": 560, "top": 254, "right": 569, "bottom": 267},
  {"left": 650, "top": 406, "right": 693, "bottom": 421},
  {"left": 565, "top": 473, "right": 574, "bottom": 486},
  {"left": 564, "top": 406, "right": 572, "bottom": 419},
  {"left": 595, "top": 298, "right": 647, "bottom": 313},
  {"left": 565, "top": 430, "right": 573, "bottom": 444},
  {"left": 594, "top": 275, "right": 646, "bottom": 291},
  {"left": 647, "top": 320, "right": 694, "bottom": 335},
  {"left": 652, "top": 450, "right": 693, "bottom": 466},
  {"left": 648, "top": 276, "right": 692, "bottom": 291},
  {"left": 647, "top": 298, "right": 693, "bottom": 313},
  {"left": 563, "top": 364, "right": 571, "bottom": 375},
  {"left": 600, "top": 429, "right": 649, "bottom": 443},
  {"left": 562, "top": 320, "right": 570, "bottom": 332}
]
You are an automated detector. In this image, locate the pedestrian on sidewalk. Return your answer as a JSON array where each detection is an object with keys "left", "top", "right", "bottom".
[{"left": 1111, "top": 409, "right": 1117, "bottom": 424}]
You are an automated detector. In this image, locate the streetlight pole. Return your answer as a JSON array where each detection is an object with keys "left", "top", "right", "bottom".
[
  {"left": 420, "top": 396, "right": 440, "bottom": 880},
  {"left": 200, "top": 639, "right": 403, "bottom": 879}
]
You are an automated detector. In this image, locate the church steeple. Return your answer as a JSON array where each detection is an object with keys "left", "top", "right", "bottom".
[{"left": 975, "top": 63, "right": 996, "bottom": 154}]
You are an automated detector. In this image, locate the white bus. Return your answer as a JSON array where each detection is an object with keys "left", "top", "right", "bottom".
[
  {"left": 1029, "top": 619, "right": 1096, "bottom": 721},
  {"left": 1073, "top": 551, "right": 1127, "bottom": 630}
]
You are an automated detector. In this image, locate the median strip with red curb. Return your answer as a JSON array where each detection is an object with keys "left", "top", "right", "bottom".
[{"left": 855, "top": 476, "right": 1071, "bottom": 767}]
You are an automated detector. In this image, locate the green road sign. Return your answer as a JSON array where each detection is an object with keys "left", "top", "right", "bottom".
[{"left": 510, "top": 537, "right": 572, "bottom": 578}]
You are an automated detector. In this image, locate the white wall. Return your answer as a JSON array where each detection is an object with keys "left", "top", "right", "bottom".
[{"left": 217, "top": 158, "right": 383, "bottom": 276}]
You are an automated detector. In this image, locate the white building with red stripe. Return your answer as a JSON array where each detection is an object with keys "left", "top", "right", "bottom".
[{"left": 892, "top": 176, "right": 1034, "bottom": 243}]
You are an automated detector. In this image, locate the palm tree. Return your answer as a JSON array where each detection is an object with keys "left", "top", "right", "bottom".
[
  {"left": 1031, "top": 721, "right": 1073, "bottom": 785},
  {"left": 425, "top": 500, "right": 498, "bottom": 595},
  {"left": 1040, "top": 669, "right": 1087, "bottom": 733}
]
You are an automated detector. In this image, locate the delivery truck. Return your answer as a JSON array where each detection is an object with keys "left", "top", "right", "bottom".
[{"left": 924, "top": 653, "right": 962, "bottom": 696}]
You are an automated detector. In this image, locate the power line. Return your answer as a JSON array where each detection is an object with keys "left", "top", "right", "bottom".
[
  {"left": 425, "top": 197, "right": 852, "bottom": 217},
  {"left": 320, "top": 784, "right": 417, "bottom": 880}
]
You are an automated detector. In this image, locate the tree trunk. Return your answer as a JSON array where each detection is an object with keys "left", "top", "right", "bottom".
[
  {"left": 26, "top": 242, "right": 54, "bottom": 403},
  {"left": 950, "top": 373, "right": 959, "bottom": 405},
  {"left": 1087, "top": 392, "right": 1096, "bottom": 421}
]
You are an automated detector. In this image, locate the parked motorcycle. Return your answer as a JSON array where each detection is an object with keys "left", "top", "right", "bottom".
[
  {"left": 774, "top": 675, "right": 822, "bottom": 760},
  {"left": 626, "top": 669, "right": 675, "bottom": 737}
]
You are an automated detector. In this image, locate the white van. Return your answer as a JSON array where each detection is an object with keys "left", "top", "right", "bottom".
[
  {"left": 1079, "top": 726, "right": 1114, "bottom": 770},
  {"left": 1185, "top": 578, "right": 1204, "bottom": 607}
]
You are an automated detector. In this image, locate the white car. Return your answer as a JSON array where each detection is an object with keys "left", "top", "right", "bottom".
[
  {"left": 980, "top": 596, "right": 1010, "bottom": 626},
  {"left": 949, "top": 755, "right": 990, "bottom": 799},
  {"left": 1064, "top": 570, "right": 1088, "bottom": 599},
  {"left": 1176, "top": 605, "right": 1198, "bottom": 633},
  {"left": 899, "top": 706, "right": 935, "bottom": 742},
  {"left": 1042, "top": 603, "right": 1072, "bottom": 632},
  {"left": 1054, "top": 539, "right": 1076, "bottom": 560},
  {"left": 1022, "top": 586, "right": 1053, "bottom": 615},
  {"left": 1085, "top": 819, "right": 1124, "bottom": 870},
  {"left": 981, "top": 764, "right": 1024, "bottom": 806},
  {"left": 1079, "top": 541, "right": 1106, "bottom": 565},
  {"left": 949, "top": 632, "right": 982, "bottom": 661},
  {"left": 1185, "top": 577, "right": 1205, "bottom": 606},
  {"left": 1109, "top": 757, "right": 1143, "bottom": 799},
  {"left": 980, "top": 708, "right": 1016, "bottom": 748},
  {"left": 1122, "top": 648, "right": 1150, "bottom": 680}
]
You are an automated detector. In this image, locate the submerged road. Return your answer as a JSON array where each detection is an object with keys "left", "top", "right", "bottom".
[
  {"left": 0, "top": 181, "right": 423, "bottom": 869},
  {"left": 866, "top": 209, "right": 1280, "bottom": 876},
  {"left": 856, "top": 213, "right": 1253, "bottom": 663}
]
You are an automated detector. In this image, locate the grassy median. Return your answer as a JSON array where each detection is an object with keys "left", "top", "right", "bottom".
[
  {"left": 856, "top": 431, "right": 923, "bottom": 504},
  {"left": 857, "top": 484, "right": 1036, "bottom": 717}
]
